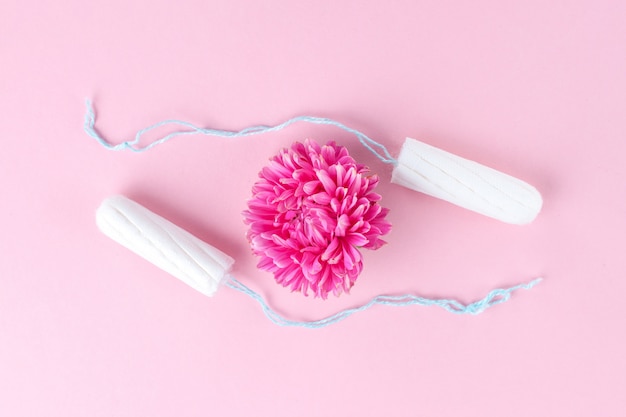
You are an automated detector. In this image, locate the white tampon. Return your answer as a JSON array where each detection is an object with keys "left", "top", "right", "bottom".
[
  {"left": 391, "top": 138, "right": 543, "bottom": 225},
  {"left": 96, "top": 195, "right": 234, "bottom": 296}
]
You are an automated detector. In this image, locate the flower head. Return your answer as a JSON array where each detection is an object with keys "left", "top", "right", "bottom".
[{"left": 243, "top": 139, "right": 391, "bottom": 298}]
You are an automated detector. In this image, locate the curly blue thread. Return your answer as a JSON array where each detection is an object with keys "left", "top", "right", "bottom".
[
  {"left": 84, "top": 99, "right": 397, "bottom": 164},
  {"left": 85, "top": 99, "right": 543, "bottom": 327},
  {"left": 226, "top": 277, "right": 542, "bottom": 328}
]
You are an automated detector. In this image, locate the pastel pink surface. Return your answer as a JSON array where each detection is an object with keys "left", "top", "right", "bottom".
[{"left": 1, "top": 1, "right": 625, "bottom": 416}]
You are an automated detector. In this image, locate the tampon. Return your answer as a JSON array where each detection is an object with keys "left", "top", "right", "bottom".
[
  {"left": 96, "top": 195, "right": 234, "bottom": 296},
  {"left": 391, "top": 138, "right": 543, "bottom": 224}
]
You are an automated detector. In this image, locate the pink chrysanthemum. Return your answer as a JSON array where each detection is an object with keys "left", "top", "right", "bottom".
[{"left": 243, "top": 139, "right": 391, "bottom": 298}]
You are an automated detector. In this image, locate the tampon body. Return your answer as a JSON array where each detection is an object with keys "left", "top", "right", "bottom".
[
  {"left": 391, "top": 138, "right": 543, "bottom": 225},
  {"left": 96, "top": 195, "right": 234, "bottom": 296}
]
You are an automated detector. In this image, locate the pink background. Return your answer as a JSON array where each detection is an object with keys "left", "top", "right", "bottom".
[{"left": 1, "top": 1, "right": 625, "bottom": 416}]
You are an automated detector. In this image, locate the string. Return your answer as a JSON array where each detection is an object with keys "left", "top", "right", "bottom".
[
  {"left": 225, "top": 276, "right": 543, "bottom": 328},
  {"left": 85, "top": 100, "right": 543, "bottom": 326},
  {"left": 84, "top": 99, "right": 398, "bottom": 165}
]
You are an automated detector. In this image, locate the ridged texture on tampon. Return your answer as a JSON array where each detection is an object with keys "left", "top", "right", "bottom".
[
  {"left": 391, "top": 138, "right": 542, "bottom": 224},
  {"left": 96, "top": 195, "right": 234, "bottom": 296}
]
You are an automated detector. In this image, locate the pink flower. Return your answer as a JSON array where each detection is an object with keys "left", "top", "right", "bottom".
[{"left": 243, "top": 139, "right": 391, "bottom": 298}]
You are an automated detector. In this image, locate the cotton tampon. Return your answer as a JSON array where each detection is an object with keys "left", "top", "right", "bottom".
[
  {"left": 391, "top": 138, "right": 543, "bottom": 224},
  {"left": 96, "top": 195, "right": 234, "bottom": 296}
]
